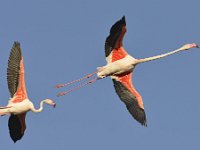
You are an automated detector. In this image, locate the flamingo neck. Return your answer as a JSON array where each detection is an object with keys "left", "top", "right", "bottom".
[
  {"left": 30, "top": 100, "right": 46, "bottom": 113},
  {"left": 136, "top": 48, "right": 183, "bottom": 64}
]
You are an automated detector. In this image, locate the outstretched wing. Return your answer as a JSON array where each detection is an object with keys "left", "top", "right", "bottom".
[
  {"left": 105, "top": 16, "right": 127, "bottom": 63},
  {"left": 112, "top": 73, "right": 147, "bottom": 126},
  {"left": 7, "top": 42, "right": 28, "bottom": 102},
  {"left": 104, "top": 16, "right": 147, "bottom": 126},
  {"left": 8, "top": 113, "right": 27, "bottom": 143},
  {"left": 104, "top": 17, "right": 147, "bottom": 126}
]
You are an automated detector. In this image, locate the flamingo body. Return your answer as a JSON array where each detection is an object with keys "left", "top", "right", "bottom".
[
  {"left": 97, "top": 16, "right": 146, "bottom": 126},
  {"left": 55, "top": 16, "right": 198, "bottom": 126},
  {"left": 4, "top": 99, "right": 33, "bottom": 115},
  {"left": 97, "top": 16, "right": 198, "bottom": 126},
  {"left": 0, "top": 42, "right": 56, "bottom": 142}
]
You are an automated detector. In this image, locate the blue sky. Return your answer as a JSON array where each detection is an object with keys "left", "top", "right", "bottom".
[{"left": 0, "top": 0, "right": 200, "bottom": 149}]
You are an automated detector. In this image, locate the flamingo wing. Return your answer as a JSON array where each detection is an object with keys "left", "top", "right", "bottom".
[
  {"left": 104, "top": 17, "right": 147, "bottom": 126},
  {"left": 112, "top": 73, "right": 147, "bottom": 126},
  {"left": 7, "top": 42, "right": 28, "bottom": 102},
  {"left": 105, "top": 16, "right": 127, "bottom": 63},
  {"left": 8, "top": 113, "right": 27, "bottom": 143}
]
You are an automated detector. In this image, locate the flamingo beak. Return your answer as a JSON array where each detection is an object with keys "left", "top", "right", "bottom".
[
  {"left": 52, "top": 103, "right": 56, "bottom": 108},
  {"left": 181, "top": 43, "right": 199, "bottom": 50},
  {"left": 192, "top": 43, "right": 199, "bottom": 48}
]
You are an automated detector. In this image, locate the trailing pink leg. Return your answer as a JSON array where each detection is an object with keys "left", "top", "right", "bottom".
[
  {"left": 55, "top": 71, "right": 98, "bottom": 88},
  {"left": 57, "top": 78, "right": 99, "bottom": 96},
  {"left": 0, "top": 106, "right": 11, "bottom": 116},
  {"left": 0, "top": 106, "right": 12, "bottom": 109}
]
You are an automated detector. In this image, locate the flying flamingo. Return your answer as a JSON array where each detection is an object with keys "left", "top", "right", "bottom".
[
  {"left": 55, "top": 16, "right": 198, "bottom": 126},
  {"left": 0, "top": 42, "right": 56, "bottom": 143}
]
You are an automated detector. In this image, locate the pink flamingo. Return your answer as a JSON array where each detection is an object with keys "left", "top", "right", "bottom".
[
  {"left": 55, "top": 16, "right": 198, "bottom": 126},
  {"left": 0, "top": 42, "right": 56, "bottom": 143}
]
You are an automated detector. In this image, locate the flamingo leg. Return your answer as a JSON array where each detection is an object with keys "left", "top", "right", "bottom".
[
  {"left": 0, "top": 106, "right": 12, "bottom": 109},
  {"left": 55, "top": 71, "right": 98, "bottom": 88},
  {"left": 0, "top": 106, "right": 12, "bottom": 116},
  {"left": 0, "top": 113, "right": 9, "bottom": 116},
  {"left": 57, "top": 78, "right": 99, "bottom": 97}
]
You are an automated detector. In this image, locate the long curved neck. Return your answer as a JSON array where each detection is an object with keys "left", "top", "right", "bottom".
[
  {"left": 30, "top": 100, "right": 45, "bottom": 113},
  {"left": 136, "top": 47, "right": 183, "bottom": 64}
]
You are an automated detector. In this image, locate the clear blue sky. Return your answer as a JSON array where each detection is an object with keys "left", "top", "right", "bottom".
[{"left": 0, "top": 0, "right": 200, "bottom": 149}]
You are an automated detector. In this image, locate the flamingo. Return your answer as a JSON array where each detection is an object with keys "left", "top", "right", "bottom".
[
  {"left": 0, "top": 42, "right": 56, "bottom": 143},
  {"left": 55, "top": 16, "right": 198, "bottom": 126}
]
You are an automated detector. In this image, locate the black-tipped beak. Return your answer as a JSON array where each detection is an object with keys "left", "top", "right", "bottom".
[
  {"left": 193, "top": 43, "right": 199, "bottom": 48},
  {"left": 52, "top": 103, "right": 56, "bottom": 108}
]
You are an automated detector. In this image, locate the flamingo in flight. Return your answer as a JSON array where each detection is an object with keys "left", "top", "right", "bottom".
[
  {"left": 56, "top": 16, "right": 198, "bottom": 126},
  {"left": 0, "top": 42, "right": 56, "bottom": 143}
]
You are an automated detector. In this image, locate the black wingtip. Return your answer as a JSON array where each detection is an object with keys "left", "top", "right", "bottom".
[
  {"left": 121, "top": 16, "right": 126, "bottom": 24},
  {"left": 127, "top": 105, "right": 147, "bottom": 127},
  {"left": 12, "top": 137, "right": 22, "bottom": 143},
  {"left": 13, "top": 41, "right": 20, "bottom": 47},
  {"left": 140, "top": 110, "right": 147, "bottom": 127},
  {"left": 142, "top": 120, "right": 147, "bottom": 127},
  {"left": 13, "top": 41, "right": 21, "bottom": 51},
  {"left": 104, "top": 16, "right": 127, "bottom": 57},
  {"left": 110, "top": 16, "right": 126, "bottom": 33},
  {"left": 13, "top": 139, "right": 17, "bottom": 143},
  {"left": 119, "top": 16, "right": 126, "bottom": 26},
  {"left": 8, "top": 115, "right": 24, "bottom": 143}
]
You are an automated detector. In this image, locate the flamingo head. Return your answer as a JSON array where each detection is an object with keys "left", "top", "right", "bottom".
[
  {"left": 179, "top": 43, "right": 199, "bottom": 51},
  {"left": 44, "top": 99, "right": 56, "bottom": 108}
]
